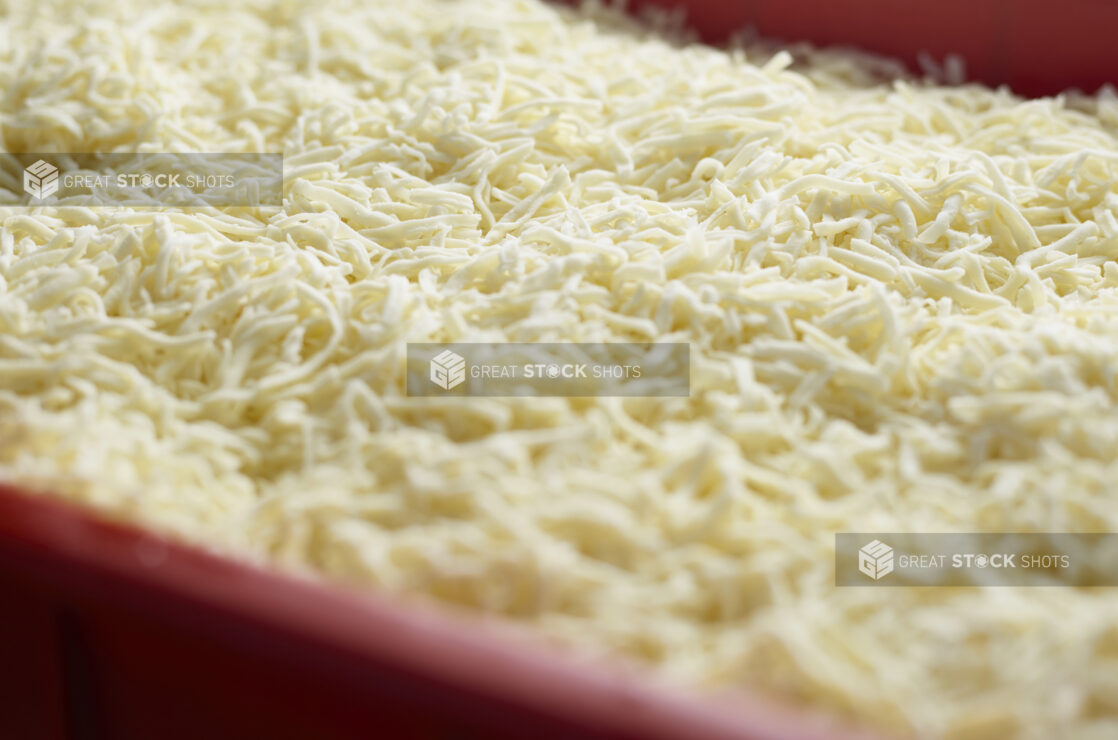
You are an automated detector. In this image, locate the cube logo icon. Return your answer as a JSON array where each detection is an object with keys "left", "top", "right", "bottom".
[
  {"left": 859, "top": 539, "right": 894, "bottom": 580},
  {"left": 24, "top": 160, "right": 59, "bottom": 200},
  {"left": 430, "top": 350, "right": 466, "bottom": 390}
]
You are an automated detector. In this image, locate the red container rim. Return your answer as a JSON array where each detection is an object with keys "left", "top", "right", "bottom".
[{"left": 0, "top": 483, "right": 886, "bottom": 740}]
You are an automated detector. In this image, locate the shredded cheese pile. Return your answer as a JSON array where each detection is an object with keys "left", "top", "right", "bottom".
[{"left": 3, "top": 0, "right": 1118, "bottom": 737}]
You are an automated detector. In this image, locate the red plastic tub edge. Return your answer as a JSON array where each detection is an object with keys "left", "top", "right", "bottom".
[
  {"left": 630, "top": 0, "right": 1118, "bottom": 97},
  {"left": 0, "top": 484, "right": 889, "bottom": 740}
]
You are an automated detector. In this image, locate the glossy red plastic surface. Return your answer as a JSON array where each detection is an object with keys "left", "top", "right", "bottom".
[
  {"left": 633, "top": 0, "right": 1118, "bottom": 96},
  {"left": 0, "top": 485, "right": 883, "bottom": 740}
]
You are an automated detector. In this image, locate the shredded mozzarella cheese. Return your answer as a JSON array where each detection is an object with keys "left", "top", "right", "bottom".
[{"left": 2, "top": 1, "right": 1118, "bottom": 738}]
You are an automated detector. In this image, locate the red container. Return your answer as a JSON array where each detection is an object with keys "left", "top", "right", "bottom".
[
  {"left": 2, "top": 3, "right": 1115, "bottom": 740},
  {"left": 0, "top": 485, "right": 880, "bottom": 740},
  {"left": 632, "top": 0, "right": 1118, "bottom": 96}
]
